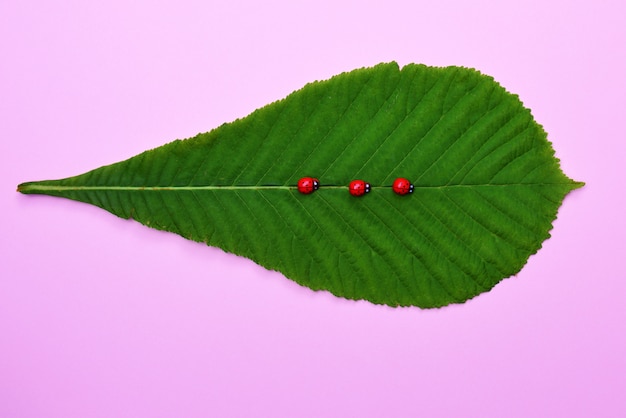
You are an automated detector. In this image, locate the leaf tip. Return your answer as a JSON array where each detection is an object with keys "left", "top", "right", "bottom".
[{"left": 568, "top": 179, "right": 585, "bottom": 191}]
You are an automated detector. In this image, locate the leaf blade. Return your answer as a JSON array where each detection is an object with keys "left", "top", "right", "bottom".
[{"left": 18, "top": 62, "right": 583, "bottom": 308}]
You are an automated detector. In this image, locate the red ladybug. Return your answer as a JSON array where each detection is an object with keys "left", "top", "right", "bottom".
[
  {"left": 349, "top": 180, "right": 371, "bottom": 197},
  {"left": 392, "top": 178, "right": 414, "bottom": 195},
  {"left": 297, "top": 177, "right": 319, "bottom": 194}
]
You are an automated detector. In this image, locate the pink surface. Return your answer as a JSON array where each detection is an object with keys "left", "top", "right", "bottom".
[{"left": 1, "top": 1, "right": 624, "bottom": 417}]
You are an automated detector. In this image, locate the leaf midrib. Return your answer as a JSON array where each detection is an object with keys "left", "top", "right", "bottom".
[{"left": 18, "top": 182, "right": 579, "bottom": 193}]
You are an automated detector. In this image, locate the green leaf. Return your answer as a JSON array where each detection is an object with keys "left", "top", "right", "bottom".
[{"left": 18, "top": 62, "right": 583, "bottom": 308}]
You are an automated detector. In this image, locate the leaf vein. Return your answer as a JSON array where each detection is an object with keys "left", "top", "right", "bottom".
[
  {"left": 471, "top": 187, "right": 541, "bottom": 243},
  {"left": 413, "top": 78, "right": 489, "bottom": 185},
  {"left": 415, "top": 194, "right": 496, "bottom": 290},
  {"left": 360, "top": 200, "right": 434, "bottom": 304},
  {"left": 379, "top": 194, "right": 477, "bottom": 299},
  {"left": 440, "top": 191, "right": 523, "bottom": 271},
  {"left": 317, "top": 194, "right": 407, "bottom": 302},
  {"left": 379, "top": 70, "right": 458, "bottom": 183},
  {"left": 259, "top": 193, "right": 340, "bottom": 293},
  {"left": 255, "top": 89, "right": 329, "bottom": 185},
  {"left": 316, "top": 73, "right": 400, "bottom": 179}
]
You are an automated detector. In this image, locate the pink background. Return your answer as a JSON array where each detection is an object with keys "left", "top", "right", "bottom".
[{"left": 1, "top": 1, "right": 624, "bottom": 417}]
